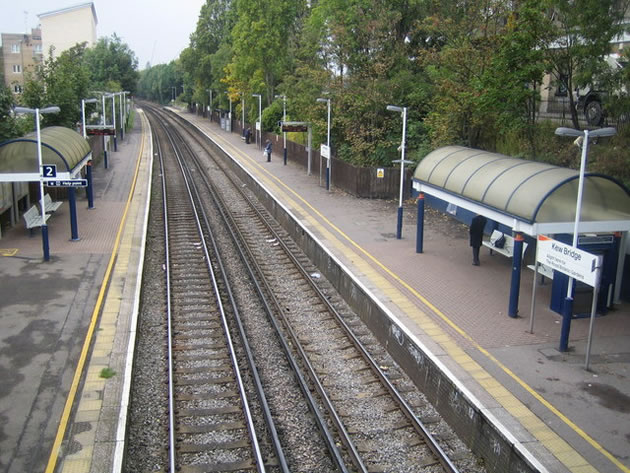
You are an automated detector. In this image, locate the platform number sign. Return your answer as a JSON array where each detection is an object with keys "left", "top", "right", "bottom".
[{"left": 42, "top": 165, "right": 57, "bottom": 178}]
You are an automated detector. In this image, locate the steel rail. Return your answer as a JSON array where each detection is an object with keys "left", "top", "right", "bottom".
[{"left": 157, "top": 117, "right": 267, "bottom": 473}]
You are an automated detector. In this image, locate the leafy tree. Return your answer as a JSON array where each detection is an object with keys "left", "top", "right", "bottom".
[
  {"left": 22, "top": 44, "right": 91, "bottom": 128},
  {"left": 542, "top": 0, "right": 630, "bottom": 129},
  {"left": 83, "top": 34, "right": 139, "bottom": 94},
  {"left": 0, "top": 83, "right": 20, "bottom": 142}
]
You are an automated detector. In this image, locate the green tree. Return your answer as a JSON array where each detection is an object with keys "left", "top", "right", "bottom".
[
  {"left": 22, "top": 44, "right": 91, "bottom": 128},
  {"left": 543, "top": 0, "right": 630, "bottom": 129},
  {"left": 0, "top": 83, "right": 20, "bottom": 142},
  {"left": 83, "top": 34, "right": 139, "bottom": 94}
]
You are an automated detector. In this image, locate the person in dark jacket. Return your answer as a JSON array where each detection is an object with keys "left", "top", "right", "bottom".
[
  {"left": 264, "top": 140, "right": 272, "bottom": 162},
  {"left": 245, "top": 127, "right": 251, "bottom": 144},
  {"left": 469, "top": 214, "right": 487, "bottom": 266}
]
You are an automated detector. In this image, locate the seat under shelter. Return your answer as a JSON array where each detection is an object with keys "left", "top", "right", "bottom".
[
  {"left": 0, "top": 126, "right": 93, "bottom": 242},
  {"left": 412, "top": 145, "right": 630, "bottom": 322}
]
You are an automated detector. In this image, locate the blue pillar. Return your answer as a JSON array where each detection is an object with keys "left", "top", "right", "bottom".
[
  {"left": 416, "top": 193, "right": 424, "bottom": 253},
  {"left": 396, "top": 206, "right": 403, "bottom": 240},
  {"left": 325, "top": 166, "right": 330, "bottom": 190},
  {"left": 114, "top": 135, "right": 118, "bottom": 152},
  {"left": 283, "top": 147, "right": 287, "bottom": 166},
  {"left": 69, "top": 187, "right": 79, "bottom": 241},
  {"left": 41, "top": 224, "right": 50, "bottom": 261},
  {"left": 559, "top": 295, "right": 573, "bottom": 352},
  {"left": 86, "top": 161, "right": 94, "bottom": 209},
  {"left": 508, "top": 232, "right": 524, "bottom": 318}
]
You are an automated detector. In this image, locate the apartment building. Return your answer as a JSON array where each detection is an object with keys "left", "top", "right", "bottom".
[
  {"left": 38, "top": 2, "right": 98, "bottom": 59},
  {"left": 0, "top": 29, "right": 43, "bottom": 94}
]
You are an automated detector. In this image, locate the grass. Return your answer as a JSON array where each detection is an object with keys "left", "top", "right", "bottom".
[{"left": 100, "top": 367, "right": 116, "bottom": 379}]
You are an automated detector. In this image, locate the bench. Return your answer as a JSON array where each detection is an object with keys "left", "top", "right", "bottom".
[
  {"left": 42, "top": 193, "right": 62, "bottom": 213},
  {"left": 23, "top": 205, "right": 50, "bottom": 235},
  {"left": 482, "top": 230, "right": 528, "bottom": 258}
]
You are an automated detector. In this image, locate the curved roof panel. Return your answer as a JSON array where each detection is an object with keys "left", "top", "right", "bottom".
[
  {"left": 414, "top": 146, "right": 630, "bottom": 224},
  {"left": 0, "top": 126, "right": 91, "bottom": 174}
]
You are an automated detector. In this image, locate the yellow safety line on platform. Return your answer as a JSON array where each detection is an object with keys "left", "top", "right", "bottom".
[
  {"left": 0, "top": 248, "right": 18, "bottom": 256},
  {"left": 44, "top": 115, "right": 147, "bottom": 473},
  {"left": 204, "top": 125, "right": 627, "bottom": 473}
]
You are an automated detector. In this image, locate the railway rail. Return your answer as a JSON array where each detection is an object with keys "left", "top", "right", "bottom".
[{"left": 124, "top": 103, "right": 484, "bottom": 473}]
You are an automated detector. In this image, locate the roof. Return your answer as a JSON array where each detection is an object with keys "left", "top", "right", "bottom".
[
  {"left": 0, "top": 126, "right": 91, "bottom": 175},
  {"left": 38, "top": 2, "right": 98, "bottom": 25},
  {"left": 413, "top": 146, "right": 630, "bottom": 234}
]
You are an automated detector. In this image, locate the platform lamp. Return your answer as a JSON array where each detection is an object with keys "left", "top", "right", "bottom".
[
  {"left": 386, "top": 105, "right": 411, "bottom": 240},
  {"left": 316, "top": 97, "right": 331, "bottom": 190},
  {"left": 225, "top": 92, "right": 232, "bottom": 132},
  {"left": 81, "top": 98, "right": 98, "bottom": 139},
  {"left": 14, "top": 106, "right": 60, "bottom": 261},
  {"left": 207, "top": 88, "right": 212, "bottom": 121},
  {"left": 554, "top": 126, "right": 616, "bottom": 352},
  {"left": 81, "top": 98, "right": 98, "bottom": 210},
  {"left": 275, "top": 94, "right": 287, "bottom": 165},
  {"left": 252, "top": 94, "right": 262, "bottom": 148}
]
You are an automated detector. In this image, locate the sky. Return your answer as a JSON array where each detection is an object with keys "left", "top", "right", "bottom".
[{"left": 0, "top": 0, "right": 206, "bottom": 68}]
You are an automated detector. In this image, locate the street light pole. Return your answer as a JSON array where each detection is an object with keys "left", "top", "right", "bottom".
[
  {"left": 207, "top": 89, "right": 212, "bottom": 121},
  {"left": 316, "top": 97, "right": 331, "bottom": 190},
  {"left": 226, "top": 93, "right": 232, "bottom": 132},
  {"left": 13, "top": 106, "right": 60, "bottom": 261},
  {"left": 554, "top": 126, "right": 616, "bottom": 352},
  {"left": 81, "top": 98, "right": 98, "bottom": 139},
  {"left": 275, "top": 95, "right": 287, "bottom": 165},
  {"left": 387, "top": 105, "right": 409, "bottom": 239},
  {"left": 252, "top": 94, "right": 262, "bottom": 148}
]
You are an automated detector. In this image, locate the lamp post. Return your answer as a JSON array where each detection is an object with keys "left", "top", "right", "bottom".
[
  {"left": 275, "top": 94, "right": 287, "bottom": 165},
  {"left": 207, "top": 88, "right": 212, "bottom": 121},
  {"left": 241, "top": 93, "right": 246, "bottom": 138},
  {"left": 252, "top": 93, "right": 262, "bottom": 148},
  {"left": 81, "top": 98, "right": 98, "bottom": 139},
  {"left": 123, "top": 91, "right": 130, "bottom": 132},
  {"left": 554, "top": 126, "right": 616, "bottom": 352},
  {"left": 13, "top": 106, "right": 60, "bottom": 261},
  {"left": 316, "top": 97, "right": 331, "bottom": 190},
  {"left": 225, "top": 92, "right": 232, "bottom": 133},
  {"left": 81, "top": 98, "right": 98, "bottom": 210},
  {"left": 116, "top": 92, "right": 124, "bottom": 140},
  {"left": 387, "top": 105, "right": 410, "bottom": 239}
]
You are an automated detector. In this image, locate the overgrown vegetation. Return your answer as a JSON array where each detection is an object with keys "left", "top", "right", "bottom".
[{"left": 136, "top": 0, "right": 630, "bottom": 184}]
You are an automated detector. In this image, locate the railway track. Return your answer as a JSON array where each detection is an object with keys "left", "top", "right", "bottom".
[{"left": 125, "top": 103, "right": 484, "bottom": 473}]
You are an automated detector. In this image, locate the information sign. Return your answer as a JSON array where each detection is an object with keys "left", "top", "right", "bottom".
[
  {"left": 45, "top": 179, "right": 88, "bottom": 188},
  {"left": 320, "top": 144, "right": 330, "bottom": 159},
  {"left": 42, "top": 165, "right": 57, "bottom": 178},
  {"left": 282, "top": 124, "right": 308, "bottom": 133},
  {"left": 536, "top": 235, "right": 602, "bottom": 287}
]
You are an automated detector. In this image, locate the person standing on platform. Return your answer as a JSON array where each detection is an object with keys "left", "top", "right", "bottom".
[
  {"left": 469, "top": 214, "right": 487, "bottom": 266},
  {"left": 264, "top": 140, "right": 272, "bottom": 162}
]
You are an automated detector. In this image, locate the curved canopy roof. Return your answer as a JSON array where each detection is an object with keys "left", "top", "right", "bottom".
[
  {"left": 0, "top": 126, "right": 91, "bottom": 174},
  {"left": 414, "top": 146, "right": 630, "bottom": 232}
]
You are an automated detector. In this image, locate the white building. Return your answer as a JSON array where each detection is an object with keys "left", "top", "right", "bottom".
[{"left": 38, "top": 2, "right": 98, "bottom": 59}]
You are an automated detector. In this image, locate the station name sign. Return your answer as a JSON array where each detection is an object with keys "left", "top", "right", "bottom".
[{"left": 536, "top": 235, "right": 602, "bottom": 287}]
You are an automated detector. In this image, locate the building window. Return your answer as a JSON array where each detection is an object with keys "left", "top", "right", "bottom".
[
  {"left": 13, "top": 65, "right": 22, "bottom": 73},
  {"left": 11, "top": 43, "right": 21, "bottom": 53},
  {"left": 14, "top": 85, "right": 23, "bottom": 94},
  {"left": 33, "top": 44, "right": 42, "bottom": 54}
]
